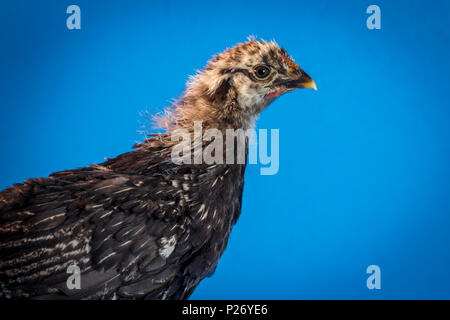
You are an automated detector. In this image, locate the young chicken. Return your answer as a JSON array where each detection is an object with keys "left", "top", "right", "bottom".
[{"left": 0, "top": 39, "right": 316, "bottom": 299}]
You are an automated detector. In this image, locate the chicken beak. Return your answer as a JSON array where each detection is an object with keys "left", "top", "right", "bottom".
[
  {"left": 283, "top": 71, "right": 317, "bottom": 91},
  {"left": 266, "top": 70, "right": 317, "bottom": 99}
]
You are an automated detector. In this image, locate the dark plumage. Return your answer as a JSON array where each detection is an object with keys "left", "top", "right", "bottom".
[{"left": 0, "top": 39, "right": 316, "bottom": 299}]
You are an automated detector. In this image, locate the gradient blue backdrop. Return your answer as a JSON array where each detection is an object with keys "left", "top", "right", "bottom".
[{"left": 1, "top": 0, "right": 449, "bottom": 299}]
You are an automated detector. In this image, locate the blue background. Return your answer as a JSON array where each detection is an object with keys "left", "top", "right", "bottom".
[{"left": 1, "top": 0, "right": 449, "bottom": 299}]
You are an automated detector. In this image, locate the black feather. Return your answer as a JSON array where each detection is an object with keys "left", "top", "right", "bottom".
[{"left": 0, "top": 133, "right": 247, "bottom": 300}]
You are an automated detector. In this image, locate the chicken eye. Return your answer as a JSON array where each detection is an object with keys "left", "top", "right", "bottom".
[{"left": 254, "top": 65, "right": 271, "bottom": 79}]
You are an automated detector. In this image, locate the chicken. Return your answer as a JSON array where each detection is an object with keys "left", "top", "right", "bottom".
[{"left": 0, "top": 39, "right": 316, "bottom": 299}]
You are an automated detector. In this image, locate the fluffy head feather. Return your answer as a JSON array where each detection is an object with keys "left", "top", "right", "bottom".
[{"left": 157, "top": 39, "right": 316, "bottom": 131}]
